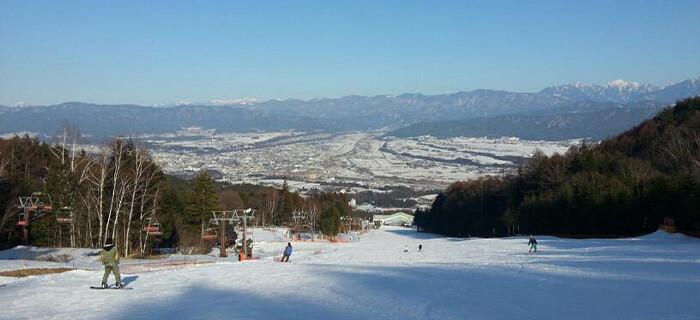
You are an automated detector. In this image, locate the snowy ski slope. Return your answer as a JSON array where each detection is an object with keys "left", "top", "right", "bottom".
[{"left": 0, "top": 227, "right": 698, "bottom": 320}]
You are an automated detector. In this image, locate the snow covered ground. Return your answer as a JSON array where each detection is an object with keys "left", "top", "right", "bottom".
[
  {"left": 144, "top": 132, "right": 581, "bottom": 191},
  {"left": 1, "top": 228, "right": 699, "bottom": 320}
]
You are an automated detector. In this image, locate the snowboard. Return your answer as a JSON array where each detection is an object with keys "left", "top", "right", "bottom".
[
  {"left": 90, "top": 285, "right": 133, "bottom": 290},
  {"left": 273, "top": 257, "right": 290, "bottom": 262}
]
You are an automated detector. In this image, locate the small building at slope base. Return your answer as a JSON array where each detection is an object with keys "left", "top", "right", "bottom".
[{"left": 372, "top": 212, "right": 414, "bottom": 227}]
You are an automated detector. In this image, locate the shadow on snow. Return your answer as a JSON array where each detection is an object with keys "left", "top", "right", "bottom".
[{"left": 116, "top": 262, "right": 698, "bottom": 320}]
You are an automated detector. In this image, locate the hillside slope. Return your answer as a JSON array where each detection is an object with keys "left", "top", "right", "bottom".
[
  {"left": 388, "top": 101, "right": 665, "bottom": 140},
  {"left": 1, "top": 227, "right": 698, "bottom": 320},
  {"left": 416, "top": 97, "right": 700, "bottom": 237}
]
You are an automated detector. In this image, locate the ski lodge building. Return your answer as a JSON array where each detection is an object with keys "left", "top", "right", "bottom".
[{"left": 372, "top": 212, "right": 414, "bottom": 227}]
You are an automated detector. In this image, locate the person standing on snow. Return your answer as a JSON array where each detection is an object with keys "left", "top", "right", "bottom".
[
  {"left": 403, "top": 245, "right": 409, "bottom": 252},
  {"left": 281, "top": 242, "right": 293, "bottom": 262},
  {"left": 418, "top": 244, "right": 422, "bottom": 251},
  {"left": 528, "top": 235, "right": 538, "bottom": 253},
  {"left": 100, "top": 238, "right": 122, "bottom": 288}
]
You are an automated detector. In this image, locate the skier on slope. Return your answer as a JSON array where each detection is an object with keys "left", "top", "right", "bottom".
[
  {"left": 528, "top": 235, "right": 538, "bottom": 253},
  {"left": 404, "top": 245, "right": 409, "bottom": 252},
  {"left": 281, "top": 242, "right": 293, "bottom": 262},
  {"left": 418, "top": 244, "right": 422, "bottom": 251},
  {"left": 100, "top": 238, "right": 122, "bottom": 288}
]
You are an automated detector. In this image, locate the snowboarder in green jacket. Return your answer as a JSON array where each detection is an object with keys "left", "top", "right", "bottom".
[{"left": 100, "top": 238, "right": 122, "bottom": 288}]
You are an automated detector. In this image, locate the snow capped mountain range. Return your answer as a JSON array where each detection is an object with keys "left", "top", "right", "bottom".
[
  {"left": 180, "top": 77, "right": 699, "bottom": 107},
  {"left": 604, "top": 79, "right": 656, "bottom": 91},
  {"left": 152, "top": 98, "right": 261, "bottom": 108},
  {"left": 540, "top": 77, "right": 699, "bottom": 103},
  {"left": 6, "top": 76, "right": 700, "bottom": 109},
  {"left": 1, "top": 76, "right": 698, "bottom": 140}
]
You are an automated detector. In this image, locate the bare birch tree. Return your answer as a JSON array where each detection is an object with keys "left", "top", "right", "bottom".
[
  {"left": 263, "top": 189, "right": 278, "bottom": 227},
  {"left": 307, "top": 201, "right": 320, "bottom": 233},
  {"left": 124, "top": 148, "right": 154, "bottom": 257},
  {"left": 104, "top": 140, "right": 125, "bottom": 243},
  {"left": 89, "top": 145, "right": 111, "bottom": 246}
]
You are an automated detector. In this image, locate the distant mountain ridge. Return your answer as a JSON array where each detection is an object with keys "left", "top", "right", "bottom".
[
  {"left": 0, "top": 91, "right": 572, "bottom": 138},
  {"left": 539, "top": 77, "right": 700, "bottom": 103},
  {"left": 1, "top": 77, "right": 698, "bottom": 140},
  {"left": 387, "top": 101, "right": 667, "bottom": 140}
]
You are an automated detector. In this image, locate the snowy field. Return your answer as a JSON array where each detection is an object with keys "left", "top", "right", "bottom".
[
  {"left": 141, "top": 131, "right": 580, "bottom": 191},
  {"left": 1, "top": 228, "right": 698, "bottom": 320}
]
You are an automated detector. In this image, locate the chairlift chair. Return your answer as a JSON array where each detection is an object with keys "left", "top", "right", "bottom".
[
  {"left": 56, "top": 207, "right": 73, "bottom": 224},
  {"left": 17, "top": 193, "right": 53, "bottom": 226},
  {"left": 17, "top": 213, "right": 27, "bottom": 226},
  {"left": 142, "top": 217, "right": 163, "bottom": 236},
  {"left": 202, "top": 227, "right": 217, "bottom": 240},
  {"left": 16, "top": 192, "right": 54, "bottom": 245},
  {"left": 200, "top": 215, "right": 220, "bottom": 240},
  {"left": 31, "top": 192, "right": 53, "bottom": 212},
  {"left": 147, "top": 230, "right": 163, "bottom": 236}
]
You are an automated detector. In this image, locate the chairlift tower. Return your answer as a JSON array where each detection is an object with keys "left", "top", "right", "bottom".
[
  {"left": 292, "top": 210, "right": 308, "bottom": 225},
  {"left": 291, "top": 210, "right": 311, "bottom": 238},
  {"left": 239, "top": 209, "right": 256, "bottom": 260},
  {"left": 210, "top": 211, "right": 237, "bottom": 258},
  {"left": 210, "top": 209, "right": 256, "bottom": 258}
]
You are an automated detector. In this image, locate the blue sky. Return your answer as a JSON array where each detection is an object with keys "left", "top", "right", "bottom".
[{"left": 1, "top": 0, "right": 699, "bottom": 106}]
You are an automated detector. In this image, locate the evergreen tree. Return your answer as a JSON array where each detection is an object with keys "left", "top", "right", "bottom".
[
  {"left": 158, "top": 187, "right": 184, "bottom": 247},
  {"left": 319, "top": 206, "right": 341, "bottom": 236},
  {"left": 185, "top": 171, "right": 221, "bottom": 227}
]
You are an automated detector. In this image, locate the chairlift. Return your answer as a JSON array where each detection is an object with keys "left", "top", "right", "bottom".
[
  {"left": 142, "top": 217, "right": 163, "bottom": 236},
  {"left": 17, "top": 214, "right": 27, "bottom": 226},
  {"left": 200, "top": 216, "right": 218, "bottom": 240},
  {"left": 30, "top": 192, "right": 53, "bottom": 212},
  {"left": 16, "top": 192, "right": 54, "bottom": 245},
  {"left": 147, "top": 230, "right": 163, "bottom": 236},
  {"left": 16, "top": 192, "right": 53, "bottom": 226},
  {"left": 202, "top": 219, "right": 217, "bottom": 240},
  {"left": 202, "top": 227, "right": 217, "bottom": 240},
  {"left": 56, "top": 207, "right": 73, "bottom": 224}
]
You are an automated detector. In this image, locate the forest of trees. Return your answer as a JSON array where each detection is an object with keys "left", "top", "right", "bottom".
[
  {"left": 0, "top": 132, "right": 163, "bottom": 256},
  {"left": 0, "top": 131, "right": 348, "bottom": 255},
  {"left": 3, "top": 98, "right": 697, "bottom": 253},
  {"left": 415, "top": 97, "right": 700, "bottom": 237}
]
